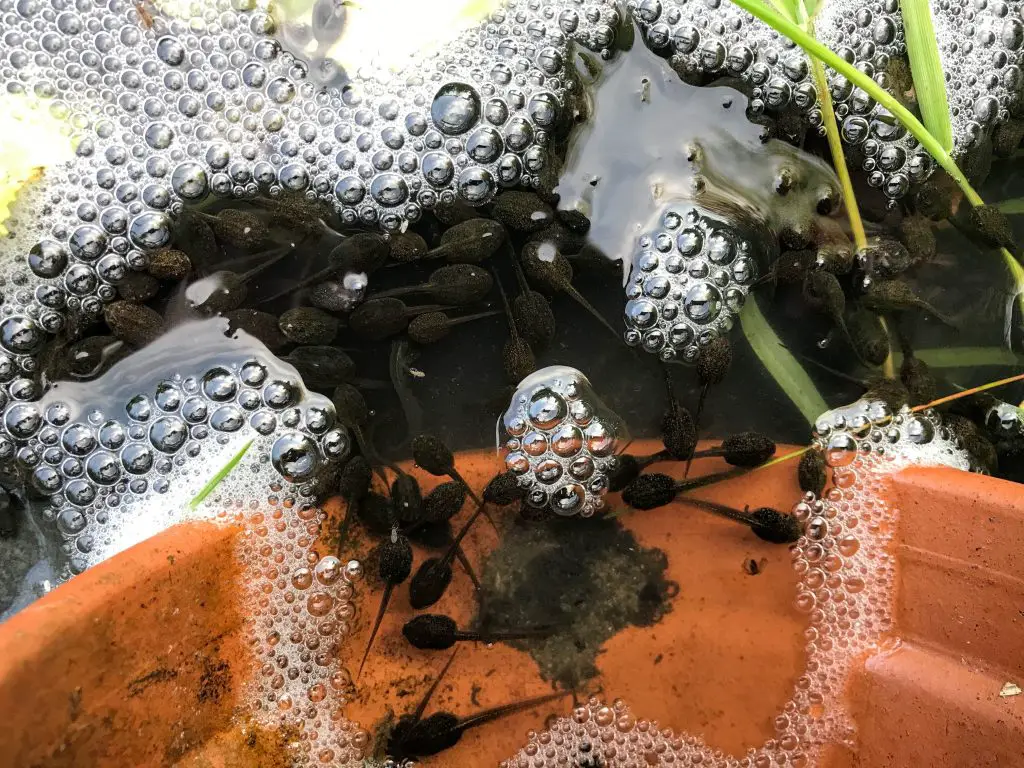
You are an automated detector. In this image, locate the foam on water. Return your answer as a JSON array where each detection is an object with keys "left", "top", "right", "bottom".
[{"left": 503, "top": 399, "right": 978, "bottom": 768}]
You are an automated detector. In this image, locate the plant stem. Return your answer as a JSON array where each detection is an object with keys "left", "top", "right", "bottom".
[
  {"left": 810, "top": 57, "right": 865, "bottom": 250},
  {"left": 809, "top": 37, "right": 895, "bottom": 376},
  {"left": 727, "top": 0, "right": 1024, "bottom": 342}
]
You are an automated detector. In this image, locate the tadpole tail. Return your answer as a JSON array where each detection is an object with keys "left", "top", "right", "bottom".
[
  {"left": 337, "top": 496, "right": 358, "bottom": 554},
  {"left": 563, "top": 283, "right": 622, "bottom": 344},
  {"left": 492, "top": 269, "right": 518, "bottom": 339},
  {"left": 688, "top": 447, "right": 724, "bottom": 461},
  {"left": 456, "top": 625, "right": 557, "bottom": 642},
  {"left": 412, "top": 649, "right": 459, "bottom": 722},
  {"left": 454, "top": 690, "right": 571, "bottom": 734},
  {"left": 452, "top": 545, "right": 482, "bottom": 590},
  {"left": 440, "top": 502, "right": 488, "bottom": 567},
  {"left": 262, "top": 262, "right": 336, "bottom": 303},
  {"left": 357, "top": 582, "right": 395, "bottom": 679},
  {"left": 674, "top": 496, "right": 757, "bottom": 527},
  {"left": 683, "top": 383, "right": 710, "bottom": 478},
  {"left": 448, "top": 468, "right": 495, "bottom": 532},
  {"left": 675, "top": 466, "right": 748, "bottom": 493}
]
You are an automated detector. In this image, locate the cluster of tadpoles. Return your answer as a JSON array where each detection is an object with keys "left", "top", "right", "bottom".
[
  {"left": 611, "top": 346, "right": 804, "bottom": 545},
  {"left": 334, "top": 431, "right": 570, "bottom": 760}
]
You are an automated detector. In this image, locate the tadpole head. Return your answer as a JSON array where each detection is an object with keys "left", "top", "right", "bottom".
[
  {"left": 338, "top": 455, "right": 372, "bottom": 501},
  {"left": 350, "top": 297, "right": 411, "bottom": 341},
  {"left": 428, "top": 264, "right": 494, "bottom": 306},
  {"left": 750, "top": 507, "right": 803, "bottom": 544},
  {"left": 423, "top": 481, "right": 467, "bottom": 522},
  {"left": 696, "top": 337, "right": 732, "bottom": 387},
  {"left": 899, "top": 355, "right": 937, "bottom": 407},
  {"left": 408, "top": 312, "right": 451, "bottom": 344},
  {"left": 520, "top": 240, "right": 573, "bottom": 295},
  {"left": 378, "top": 532, "right": 414, "bottom": 585},
  {"left": 721, "top": 432, "right": 776, "bottom": 466},
  {"left": 512, "top": 291, "right": 556, "bottom": 352},
  {"left": 409, "top": 557, "right": 454, "bottom": 610},
  {"left": 212, "top": 208, "right": 270, "bottom": 248},
  {"left": 329, "top": 232, "right": 390, "bottom": 274},
  {"left": 402, "top": 614, "right": 459, "bottom": 650},
  {"left": 966, "top": 203, "right": 1015, "bottom": 250},
  {"left": 356, "top": 492, "right": 397, "bottom": 535},
  {"left": 797, "top": 449, "right": 827, "bottom": 496},
  {"left": 607, "top": 454, "right": 641, "bottom": 492},
  {"left": 412, "top": 434, "right": 455, "bottom": 476},
  {"left": 439, "top": 218, "right": 508, "bottom": 263},
  {"left": 802, "top": 269, "right": 846, "bottom": 319},
  {"left": 394, "top": 711, "right": 462, "bottom": 758},
  {"left": 483, "top": 470, "right": 526, "bottom": 507},
  {"left": 846, "top": 305, "right": 890, "bottom": 367},
  {"left": 332, "top": 383, "right": 369, "bottom": 427},
  {"left": 661, "top": 403, "right": 696, "bottom": 461},
  {"left": 391, "top": 473, "right": 424, "bottom": 524},
  {"left": 621, "top": 473, "right": 677, "bottom": 511},
  {"left": 502, "top": 337, "right": 536, "bottom": 384},
  {"left": 491, "top": 190, "right": 554, "bottom": 233}
]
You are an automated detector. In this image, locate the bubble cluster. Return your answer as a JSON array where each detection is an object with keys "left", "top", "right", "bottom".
[
  {"left": 623, "top": 204, "right": 762, "bottom": 361},
  {"left": 504, "top": 398, "right": 977, "bottom": 767},
  {"left": 627, "top": 0, "right": 1024, "bottom": 199},
  {"left": 499, "top": 366, "right": 626, "bottom": 517}
]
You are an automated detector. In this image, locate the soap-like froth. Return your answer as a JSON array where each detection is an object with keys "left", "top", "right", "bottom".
[
  {"left": 503, "top": 400, "right": 978, "bottom": 767},
  {"left": 627, "top": 0, "right": 1024, "bottom": 200},
  {"left": 499, "top": 365, "right": 627, "bottom": 517}
]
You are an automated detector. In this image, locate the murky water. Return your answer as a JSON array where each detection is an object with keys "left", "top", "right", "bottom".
[{"left": 0, "top": 0, "right": 1023, "bottom": 766}]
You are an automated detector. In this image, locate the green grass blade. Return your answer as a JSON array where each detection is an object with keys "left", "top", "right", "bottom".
[
  {"left": 902, "top": 0, "right": 953, "bottom": 153},
  {"left": 740, "top": 295, "right": 829, "bottom": 425},
  {"left": 189, "top": 438, "right": 254, "bottom": 510},
  {"left": 997, "top": 198, "right": 1024, "bottom": 215},
  {"left": 727, "top": 0, "right": 1024, "bottom": 347},
  {"left": 894, "top": 347, "right": 1022, "bottom": 368}
]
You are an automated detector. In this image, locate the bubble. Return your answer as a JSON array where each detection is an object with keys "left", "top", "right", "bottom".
[
  {"left": 430, "top": 83, "right": 480, "bottom": 135},
  {"left": 683, "top": 283, "right": 722, "bottom": 324},
  {"left": 528, "top": 389, "right": 568, "bottom": 430},
  {"left": 271, "top": 432, "right": 321, "bottom": 481},
  {"left": 150, "top": 416, "right": 187, "bottom": 453}
]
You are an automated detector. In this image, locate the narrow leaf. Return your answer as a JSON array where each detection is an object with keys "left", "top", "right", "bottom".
[
  {"left": 902, "top": 0, "right": 954, "bottom": 153},
  {"left": 189, "top": 438, "right": 254, "bottom": 510},
  {"left": 894, "top": 347, "right": 1022, "bottom": 368},
  {"left": 996, "top": 198, "right": 1024, "bottom": 215},
  {"left": 740, "top": 296, "right": 829, "bottom": 425}
]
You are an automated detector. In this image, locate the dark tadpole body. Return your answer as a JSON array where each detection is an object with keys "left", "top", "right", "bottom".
[
  {"left": 899, "top": 354, "right": 937, "bottom": 407},
  {"left": 674, "top": 497, "right": 802, "bottom": 543},
  {"left": 408, "top": 471, "right": 524, "bottom": 609},
  {"left": 798, "top": 449, "right": 827, "bottom": 496},
  {"left": 358, "top": 530, "right": 413, "bottom": 677},
  {"left": 402, "top": 613, "right": 554, "bottom": 650},
  {"left": 513, "top": 291, "right": 557, "bottom": 352},
  {"left": 684, "top": 338, "right": 732, "bottom": 476},
  {"left": 691, "top": 432, "right": 776, "bottom": 467},
  {"left": 802, "top": 270, "right": 856, "bottom": 351},
  {"left": 494, "top": 270, "right": 537, "bottom": 384},
  {"left": 350, "top": 298, "right": 445, "bottom": 342},
  {"left": 389, "top": 692, "right": 569, "bottom": 760},
  {"left": 519, "top": 241, "right": 620, "bottom": 342},
  {"left": 846, "top": 304, "right": 890, "bottom": 367},
  {"left": 411, "top": 434, "right": 485, "bottom": 508},
  {"left": 862, "top": 279, "right": 958, "bottom": 328},
  {"left": 490, "top": 191, "right": 554, "bottom": 233},
  {"left": 337, "top": 455, "right": 373, "bottom": 546},
  {"left": 373, "top": 264, "right": 494, "bottom": 306},
  {"left": 428, "top": 219, "right": 508, "bottom": 263},
  {"left": 422, "top": 481, "right": 467, "bottom": 523},
  {"left": 285, "top": 345, "right": 355, "bottom": 389},
  {"left": 197, "top": 207, "right": 270, "bottom": 249},
  {"left": 407, "top": 310, "right": 500, "bottom": 345}
]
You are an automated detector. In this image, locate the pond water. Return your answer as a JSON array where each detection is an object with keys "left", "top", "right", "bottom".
[{"left": 0, "top": 0, "right": 1022, "bottom": 766}]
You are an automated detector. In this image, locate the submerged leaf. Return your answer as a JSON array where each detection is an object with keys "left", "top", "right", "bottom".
[
  {"left": 902, "top": 0, "right": 953, "bottom": 153},
  {"left": 996, "top": 198, "right": 1024, "bottom": 215},
  {"left": 894, "top": 347, "right": 1021, "bottom": 368},
  {"left": 740, "top": 296, "right": 828, "bottom": 425},
  {"left": 189, "top": 439, "right": 254, "bottom": 510}
]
